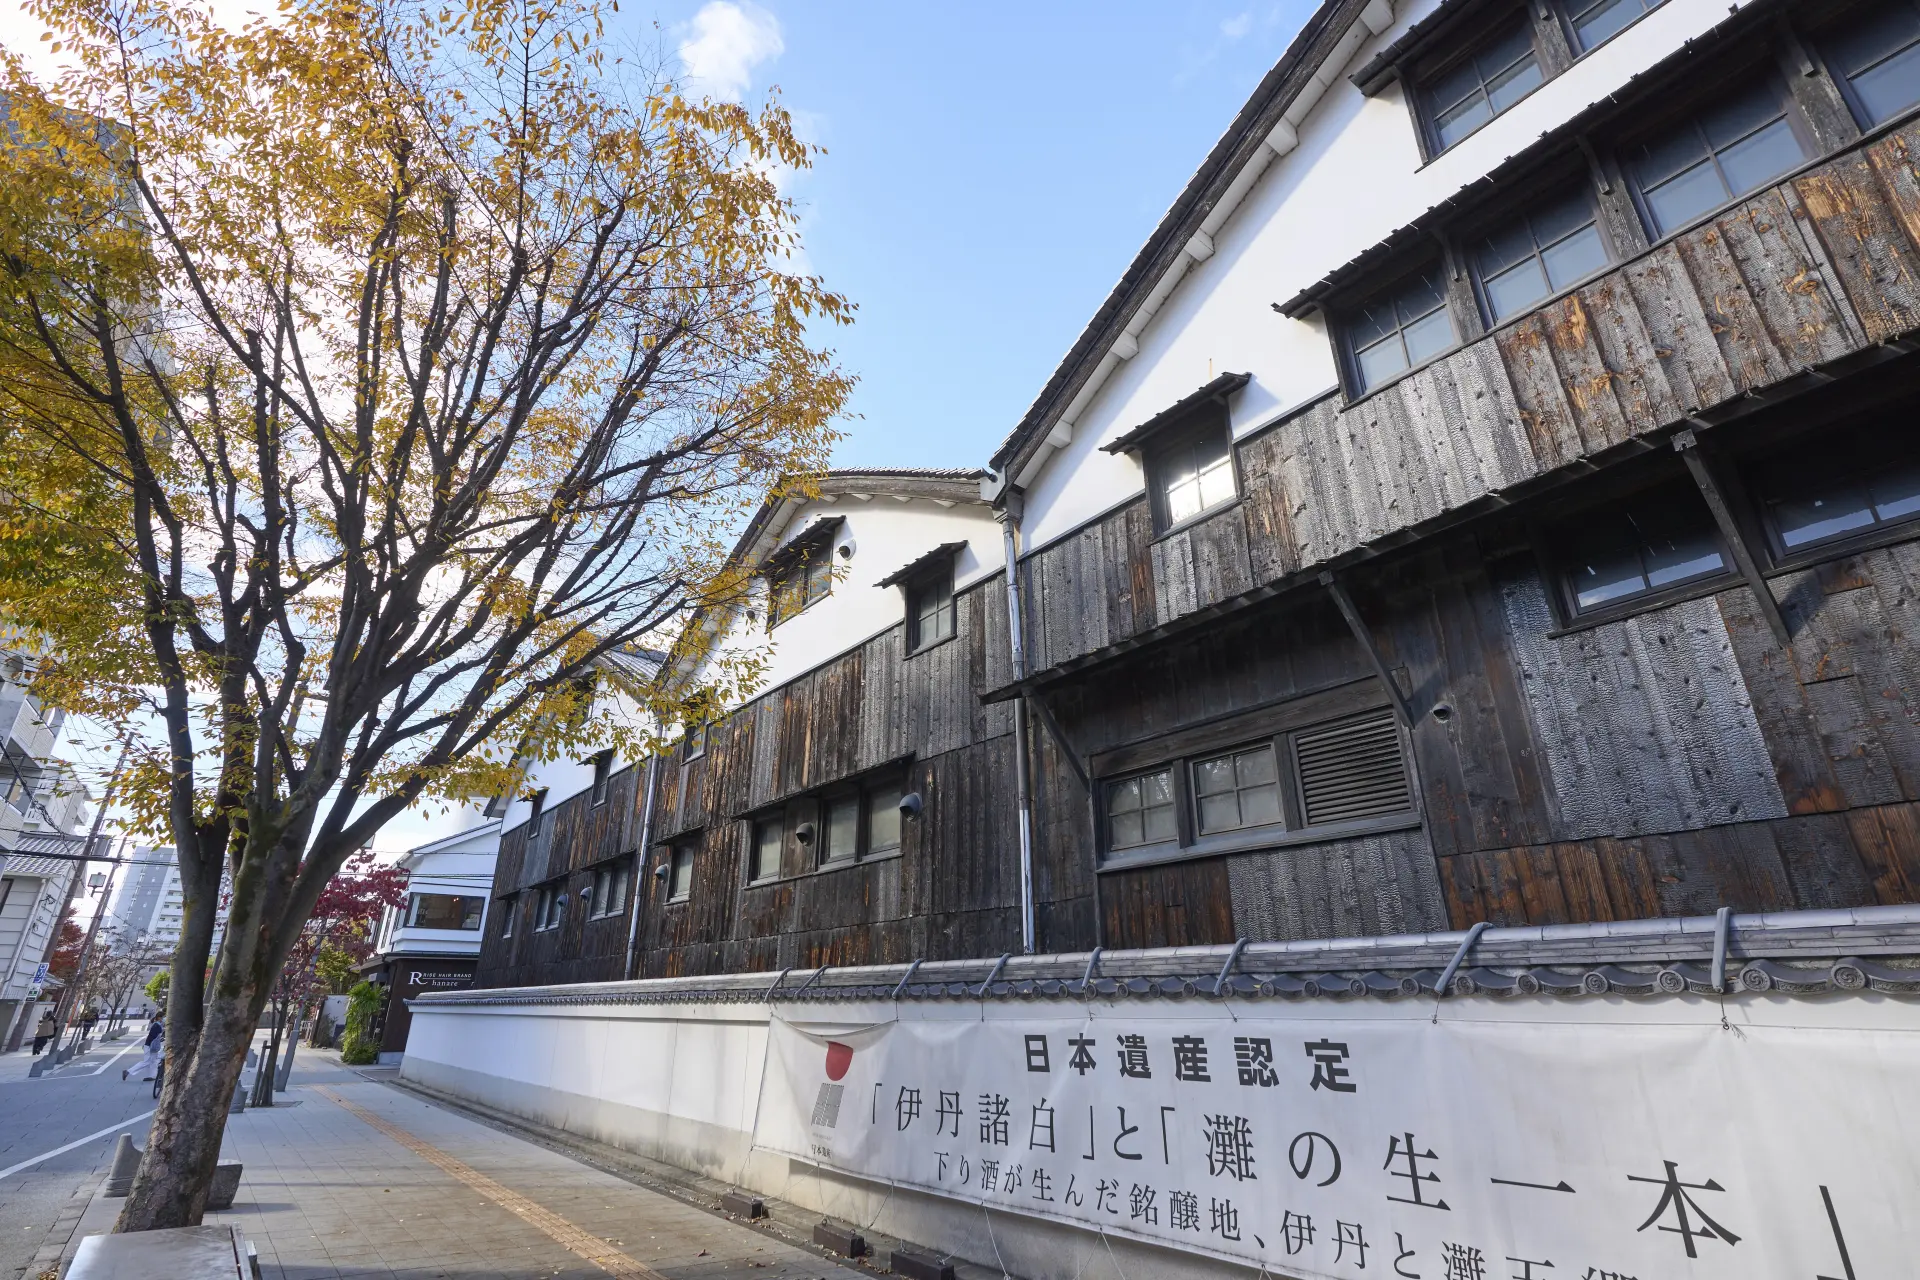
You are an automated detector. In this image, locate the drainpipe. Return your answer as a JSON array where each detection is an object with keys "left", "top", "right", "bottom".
[
  {"left": 997, "top": 494, "right": 1036, "bottom": 955},
  {"left": 622, "top": 751, "right": 662, "bottom": 981}
]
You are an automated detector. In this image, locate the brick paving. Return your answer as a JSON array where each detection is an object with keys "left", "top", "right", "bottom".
[{"left": 203, "top": 1052, "right": 871, "bottom": 1280}]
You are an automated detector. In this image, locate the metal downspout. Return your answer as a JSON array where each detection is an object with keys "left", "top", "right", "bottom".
[
  {"left": 623, "top": 751, "right": 662, "bottom": 981},
  {"left": 998, "top": 501, "right": 1037, "bottom": 956}
]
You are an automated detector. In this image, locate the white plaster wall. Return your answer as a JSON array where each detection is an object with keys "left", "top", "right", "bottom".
[
  {"left": 1016, "top": 0, "right": 1767, "bottom": 553},
  {"left": 689, "top": 496, "right": 1002, "bottom": 704}
]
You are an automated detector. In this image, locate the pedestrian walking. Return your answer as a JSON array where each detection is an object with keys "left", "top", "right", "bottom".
[
  {"left": 31, "top": 1010, "right": 56, "bottom": 1055},
  {"left": 80, "top": 1006, "right": 99, "bottom": 1041},
  {"left": 125, "top": 1013, "right": 164, "bottom": 1083}
]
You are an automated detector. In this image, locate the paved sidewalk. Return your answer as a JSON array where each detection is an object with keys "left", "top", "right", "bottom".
[{"left": 196, "top": 1052, "right": 872, "bottom": 1280}]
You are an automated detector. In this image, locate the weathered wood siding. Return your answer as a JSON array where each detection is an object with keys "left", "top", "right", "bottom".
[
  {"left": 631, "top": 576, "right": 1023, "bottom": 977},
  {"left": 476, "top": 763, "right": 643, "bottom": 989},
  {"left": 1023, "top": 122, "right": 1920, "bottom": 675}
]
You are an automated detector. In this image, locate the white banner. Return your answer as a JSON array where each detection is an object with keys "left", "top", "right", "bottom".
[{"left": 757, "top": 998, "right": 1915, "bottom": 1278}]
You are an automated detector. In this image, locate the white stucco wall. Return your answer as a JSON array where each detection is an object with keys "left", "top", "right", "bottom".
[{"left": 1015, "top": 0, "right": 1767, "bottom": 554}]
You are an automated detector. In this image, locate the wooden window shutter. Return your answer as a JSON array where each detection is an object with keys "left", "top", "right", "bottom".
[{"left": 1294, "top": 710, "right": 1412, "bottom": 826}]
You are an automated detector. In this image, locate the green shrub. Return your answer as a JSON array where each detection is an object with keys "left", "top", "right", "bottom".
[{"left": 339, "top": 980, "right": 383, "bottom": 1065}]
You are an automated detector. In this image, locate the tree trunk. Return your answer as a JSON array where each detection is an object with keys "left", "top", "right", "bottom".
[{"left": 114, "top": 987, "right": 259, "bottom": 1230}]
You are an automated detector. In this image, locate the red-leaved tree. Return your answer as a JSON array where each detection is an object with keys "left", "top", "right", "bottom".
[{"left": 279, "top": 852, "right": 409, "bottom": 1012}]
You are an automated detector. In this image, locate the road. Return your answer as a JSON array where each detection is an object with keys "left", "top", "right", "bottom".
[{"left": 0, "top": 1034, "right": 155, "bottom": 1280}]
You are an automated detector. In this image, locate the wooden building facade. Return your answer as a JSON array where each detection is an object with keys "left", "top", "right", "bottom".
[{"left": 475, "top": 0, "right": 1920, "bottom": 989}]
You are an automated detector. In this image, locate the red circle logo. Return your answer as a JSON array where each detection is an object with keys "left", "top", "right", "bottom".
[{"left": 824, "top": 1042, "right": 853, "bottom": 1081}]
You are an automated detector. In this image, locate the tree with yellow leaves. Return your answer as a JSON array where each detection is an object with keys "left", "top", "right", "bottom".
[{"left": 0, "top": 0, "right": 849, "bottom": 1229}]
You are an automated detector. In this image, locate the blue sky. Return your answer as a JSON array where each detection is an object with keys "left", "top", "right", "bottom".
[{"left": 660, "top": 1, "right": 1317, "bottom": 472}]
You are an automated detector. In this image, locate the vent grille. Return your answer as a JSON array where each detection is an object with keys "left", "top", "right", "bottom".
[{"left": 1295, "top": 710, "right": 1412, "bottom": 827}]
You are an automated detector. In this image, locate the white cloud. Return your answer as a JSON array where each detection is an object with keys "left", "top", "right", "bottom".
[
  {"left": 677, "top": 1, "right": 784, "bottom": 102},
  {"left": 1220, "top": 10, "right": 1254, "bottom": 39}
]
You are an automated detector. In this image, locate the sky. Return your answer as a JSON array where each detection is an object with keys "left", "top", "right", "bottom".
[
  {"left": 1, "top": 0, "right": 1317, "bottom": 849},
  {"left": 654, "top": 0, "right": 1318, "bottom": 472}
]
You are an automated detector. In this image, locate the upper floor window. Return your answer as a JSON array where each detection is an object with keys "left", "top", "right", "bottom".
[
  {"left": 907, "top": 567, "right": 955, "bottom": 653},
  {"left": 749, "top": 817, "right": 783, "bottom": 883},
  {"left": 589, "top": 750, "right": 613, "bottom": 805},
  {"left": 666, "top": 841, "right": 695, "bottom": 902},
  {"left": 682, "top": 722, "right": 707, "bottom": 762},
  {"left": 768, "top": 540, "right": 833, "bottom": 628},
  {"left": 1555, "top": 482, "right": 1728, "bottom": 616},
  {"left": 1625, "top": 79, "right": 1811, "bottom": 238},
  {"left": 1473, "top": 188, "right": 1611, "bottom": 324},
  {"left": 822, "top": 791, "right": 861, "bottom": 864},
  {"left": 1345, "top": 265, "right": 1457, "bottom": 393},
  {"left": 1753, "top": 436, "right": 1920, "bottom": 557},
  {"left": 1096, "top": 705, "right": 1415, "bottom": 870},
  {"left": 498, "top": 894, "right": 514, "bottom": 938},
  {"left": 405, "top": 893, "right": 484, "bottom": 931},
  {"left": 586, "top": 858, "right": 630, "bottom": 919},
  {"left": 1147, "top": 419, "right": 1237, "bottom": 531},
  {"left": 532, "top": 883, "right": 564, "bottom": 931},
  {"left": 1421, "top": 19, "right": 1543, "bottom": 153},
  {"left": 1823, "top": 2, "right": 1920, "bottom": 128},
  {"left": 1562, "top": 0, "right": 1664, "bottom": 53}
]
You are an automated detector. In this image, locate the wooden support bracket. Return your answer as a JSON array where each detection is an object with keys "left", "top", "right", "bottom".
[
  {"left": 1319, "top": 571, "right": 1416, "bottom": 727},
  {"left": 1674, "top": 429, "right": 1794, "bottom": 651},
  {"left": 1030, "top": 694, "right": 1091, "bottom": 790}
]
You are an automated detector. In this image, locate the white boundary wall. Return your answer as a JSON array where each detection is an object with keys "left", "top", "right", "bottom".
[{"left": 403, "top": 989, "right": 1917, "bottom": 1280}]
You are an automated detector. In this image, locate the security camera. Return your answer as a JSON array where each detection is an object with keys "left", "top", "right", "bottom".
[
  {"left": 898, "top": 791, "right": 923, "bottom": 820},
  {"left": 837, "top": 540, "right": 855, "bottom": 560},
  {"left": 652, "top": 863, "right": 669, "bottom": 879},
  {"left": 795, "top": 821, "right": 815, "bottom": 845}
]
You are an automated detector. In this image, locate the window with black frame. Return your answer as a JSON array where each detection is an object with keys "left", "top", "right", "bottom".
[
  {"left": 748, "top": 817, "right": 783, "bottom": 883},
  {"left": 1097, "top": 708, "right": 1414, "bottom": 869},
  {"left": 1822, "top": 2, "right": 1920, "bottom": 128},
  {"left": 907, "top": 568, "right": 955, "bottom": 652},
  {"left": 768, "top": 543, "right": 833, "bottom": 628},
  {"left": 1472, "top": 188, "right": 1612, "bottom": 324},
  {"left": 666, "top": 842, "right": 695, "bottom": 902},
  {"left": 1559, "top": 0, "right": 1665, "bottom": 52},
  {"left": 406, "top": 893, "right": 484, "bottom": 930},
  {"left": 1420, "top": 20, "right": 1543, "bottom": 152},
  {"left": 588, "top": 859, "right": 630, "bottom": 919},
  {"left": 1752, "top": 437, "right": 1920, "bottom": 558},
  {"left": 1345, "top": 266, "right": 1457, "bottom": 394},
  {"left": 1555, "top": 482, "right": 1729, "bottom": 616},
  {"left": 589, "top": 750, "right": 613, "bottom": 805},
  {"left": 498, "top": 895, "right": 515, "bottom": 938},
  {"left": 1625, "top": 78, "right": 1811, "bottom": 238},
  {"left": 533, "top": 884, "right": 563, "bottom": 931},
  {"left": 1145, "top": 418, "right": 1237, "bottom": 531},
  {"left": 821, "top": 791, "right": 861, "bottom": 864}
]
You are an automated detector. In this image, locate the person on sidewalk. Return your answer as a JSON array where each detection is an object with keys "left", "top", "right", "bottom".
[
  {"left": 31, "top": 1010, "right": 56, "bottom": 1055},
  {"left": 80, "top": 1006, "right": 98, "bottom": 1039},
  {"left": 125, "top": 1013, "right": 163, "bottom": 1083}
]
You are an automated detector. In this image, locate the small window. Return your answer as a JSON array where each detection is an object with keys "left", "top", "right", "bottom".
[
  {"left": 667, "top": 842, "right": 694, "bottom": 902},
  {"left": 1558, "top": 484, "right": 1728, "bottom": 614},
  {"left": 498, "top": 895, "right": 515, "bottom": 938},
  {"left": 1192, "top": 745, "right": 1283, "bottom": 836},
  {"left": 1560, "top": 0, "right": 1665, "bottom": 52},
  {"left": 406, "top": 893, "right": 485, "bottom": 931},
  {"left": 525, "top": 788, "right": 548, "bottom": 842},
  {"left": 1346, "top": 266, "right": 1457, "bottom": 393},
  {"left": 1754, "top": 446, "right": 1920, "bottom": 557},
  {"left": 769, "top": 545, "right": 833, "bottom": 628},
  {"left": 1105, "top": 768, "right": 1178, "bottom": 852},
  {"left": 822, "top": 793, "right": 861, "bottom": 864},
  {"left": 533, "top": 885, "right": 563, "bottom": 932},
  {"left": 682, "top": 723, "right": 707, "bottom": 762},
  {"left": 1626, "top": 80, "right": 1809, "bottom": 238},
  {"left": 1473, "top": 188, "right": 1611, "bottom": 323},
  {"left": 587, "top": 861, "right": 629, "bottom": 919},
  {"left": 907, "top": 570, "right": 955, "bottom": 652},
  {"left": 865, "top": 779, "right": 903, "bottom": 854},
  {"left": 1823, "top": 2, "right": 1920, "bottom": 128},
  {"left": 590, "top": 751, "right": 613, "bottom": 805},
  {"left": 749, "top": 818, "right": 784, "bottom": 883},
  {"left": 1147, "top": 419, "right": 1237, "bottom": 531},
  {"left": 1421, "top": 19, "right": 1543, "bottom": 152}
]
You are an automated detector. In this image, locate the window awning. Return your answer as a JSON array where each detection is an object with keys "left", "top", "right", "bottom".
[
  {"left": 1099, "top": 372, "right": 1252, "bottom": 455},
  {"left": 874, "top": 541, "right": 968, "bottom": 590}
]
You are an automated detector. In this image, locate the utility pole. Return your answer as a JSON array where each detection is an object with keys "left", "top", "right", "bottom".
[{"left": 48, "top": 737, "right": 132, "bottom": 1059}]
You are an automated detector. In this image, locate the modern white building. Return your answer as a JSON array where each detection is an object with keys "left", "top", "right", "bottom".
[{"left": 0, "top": 651, "right": 89, "bottom": 1051}]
